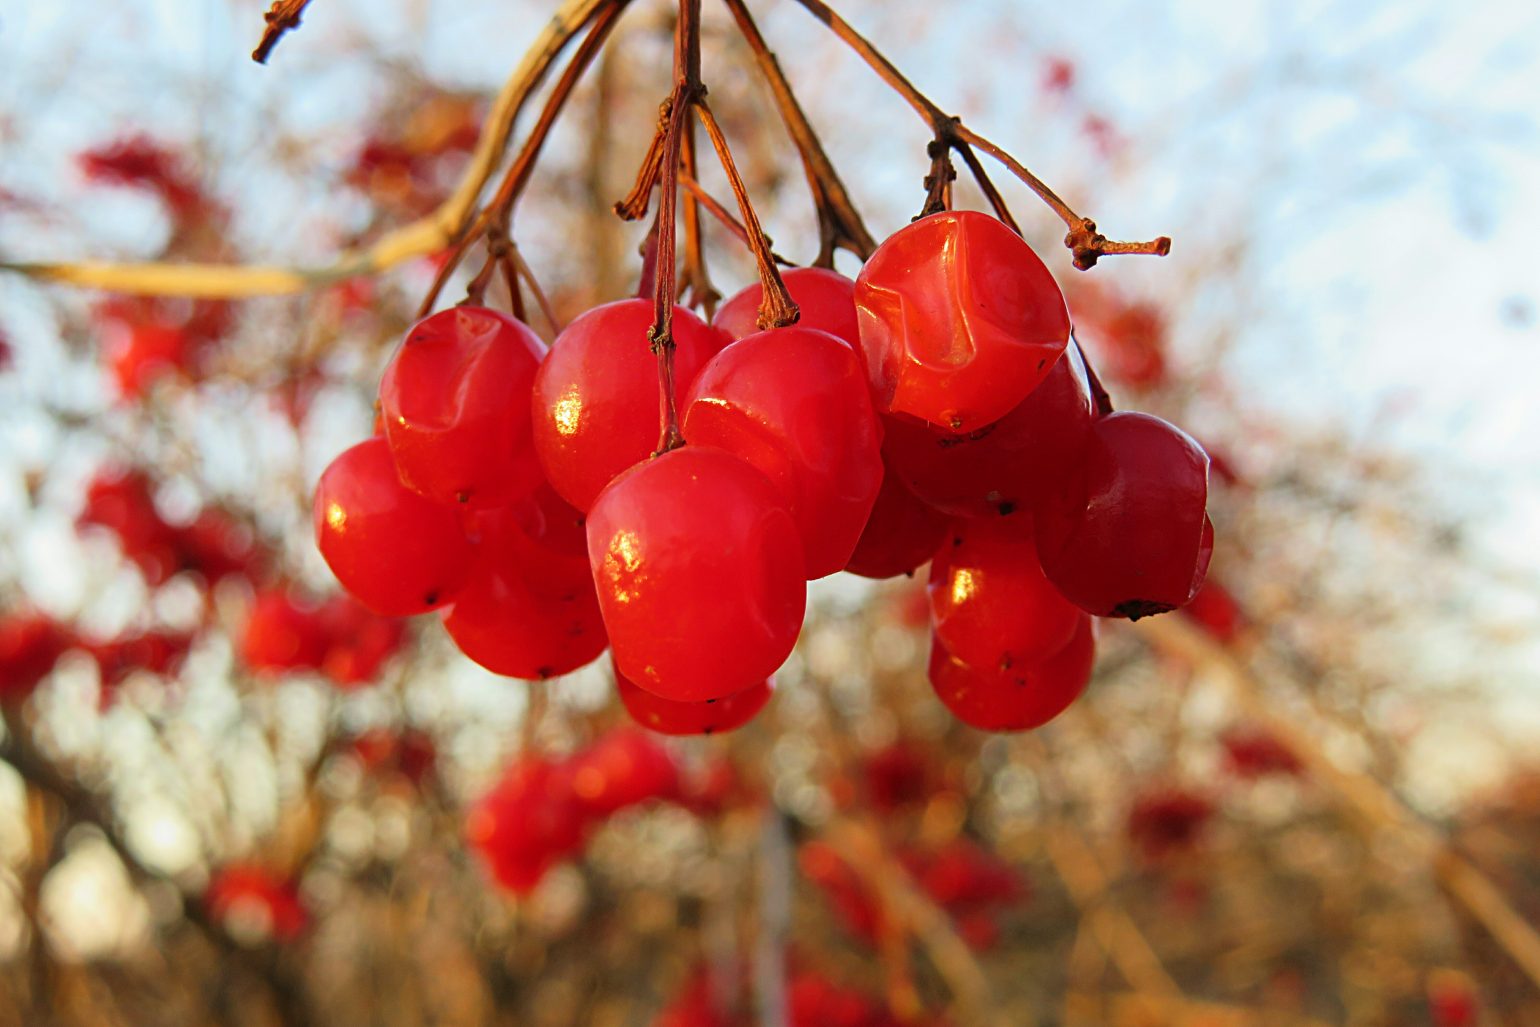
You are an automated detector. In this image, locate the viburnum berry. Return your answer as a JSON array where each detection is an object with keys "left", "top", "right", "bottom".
[
  {"left": 682, "top": 327, "right": 882, "bottom": 578},
  {"left": 1033, "top": 411, "right": 1212, "bottom": 619},
  {"left": 928, "top": 513, "right": 1083, "bottom": 674},
  {"left": 713, "top": 266, "right": 860, "bottom": 347},
  {"left": 843, "top": 460, "right": 950, "bottom": 580},
  {"left": 102, "top": 318, "right": 187, "bottom": 398},
  {"left": 313, "top": 437, "right": 472, "bottom": 616},
  {"left": 567, "top": 726, "right": 681, "bottom": 815},
  {"left": 614, "top": 658, "right": 772, "bottom": 736},
  {"left": 239, "top": 588, "right": 330, "bottom": 673},
  {"left": 854, "top": 210, "right": 1071, "bottom": 431},
  {"left": 532, "top": 299, "right": 728, "bottom": 511},
  {"left": 0, "top": 612, "right": 71, "bottom": 702},
  {"left": 442, "top": 500, "right": 606, "bottom": 680},
  {"left": 78, "top": 469, "right": 182, "bottom": 586},
  {"left": 378, "top": 306, "right": 546, "bottom": 508},
  {"left": 465, "top": 756, "right": 588, "bottom": 895},
  {"left": 204, "top": 864, "right": 308, "bottom": 943},
  {"left": 927, "top": 616, "right": 1096, "bottom": 732},
  {"left": 587, "top": 447, "right": 806, "bottom": 702},
  {"left": 881, "top": 341, "right": 1095, "bottom": 517}
]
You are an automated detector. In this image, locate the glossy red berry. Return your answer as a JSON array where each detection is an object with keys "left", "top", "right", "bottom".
[
  {"left": 928, "top": 513, "right": 1082, "bottom": 673},
  {"left": 378, "top": 306, "right": 546, "bottom": 508},
  {"left": 615, "top": 658, "right": 772, "bottom": 736},
  {"left": 881, "top": 341, "right": 1095, "bottom": 517},
  {"left": 532, "top": 299, "right": 728, "bottom": 511},
  {"left": 927, "top": 617, "right": 1096, "bottom": 732},
  {"left": 713, "top": 266, "right": 860, "bottom": 347},
  {"left": 842, "top": 461, "right": 950, "bottom": 580},
  {"left": 314, "top": 437, "right": 472, "bottom": 616},
  {"left": 854, "top": 210, "right": 1070, "bottom": 431},
  {"left": 443, "top": 500, "right": 606, "bottom": 680},
  {"left": 587, "top": 447, "right": 806, "bottom": 702},
  {"left": 683, "top": 328, "right": 882, "bottom": 578},
  {"left": 1034, "top": 411, "right": 1212, "bottom": 619}
]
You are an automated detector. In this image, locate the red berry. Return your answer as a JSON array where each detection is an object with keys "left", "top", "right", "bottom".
[
  {"left": 313, "top": 437, "right": 472, "bottom": 616},
  {"left": 378, "top": 306, "right": 546, "bottom": 508},
  {"left": 532, "top": 299, "right": 728, "bottom": 511},
  {"left": 854, "top": 210, "right": 1070, "bottom": 431},
  {"left": 1181, "top": 578, "right": 1245, "bottom": 642},
  {"left": 587, "top": 447, "right": 806, "bottom": 702},
  {"left": 928, "top": 513, "right": 1082, "bottom": 674},
  {"left": 881, "top": 341, "right": 1095, "bottom": 517},
  {"left": 0, "top": 612, "right": 71, "bottom": 702},
  {"left": 713, "top": 266, "right": 860, "bottom": 347},
  {"left": 314, "top": 596, "right": 406, "bottom": 687},
  {"left": 103, "top": 319, "right": 187, "bottom": 398},
  {"left": 1034, "top": 411, "right": 1212, "bottom": 619},
  {"left": 615, "top": 658, "right": 772, "bottom": 736},
  {"left": 205, "top": 864, "right": 308, "bottom": 943},
  {"left": 443, "top": 501, "right": 606, "bottom": 680},
  {"left": 1126, "top": 787, "right": 1214, "bottom": 860},
  {"left": 843, "top": 461, "right": 950, "bottom": 580},
  {"left": 79, "top": 469, "right": 182, "bottom": 586},
  {"left": 683, "top": 328, "right": 882, "bottom": 578},
  {"left": 240, "top": 588, "right": 329, "bottom": 673},
  {"left": 927, "top": 617, "right": 1095, "bottom": 732},
  {"left": 465, "top": 757, "right": 587, "bottom": 895},
  {"left": 567, "top": 726, "right": 681, "bottom": 815}
]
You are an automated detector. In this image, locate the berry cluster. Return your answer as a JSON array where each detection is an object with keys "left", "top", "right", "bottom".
[
  {"left": 465, "top": 727, "right": 681, "bottom": 894},
  {"left": 203, "top": 863, "right": 308, "bottom": 944},
  {"left": 314, "top": 209, "right": 1211, "bottom": 734}
]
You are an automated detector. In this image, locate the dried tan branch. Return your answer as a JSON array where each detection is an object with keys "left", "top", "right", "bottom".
[{"left": 1, "top": 0, "right": 613, "bottom": 299}]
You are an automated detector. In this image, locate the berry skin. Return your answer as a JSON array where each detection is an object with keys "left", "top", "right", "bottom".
[
  {"left": 313, "top": 437, "right": 472, "bottom": 616},
  {"left": 239, "top": 588, "right": 330, "bottom": 673},
  {"left": 532, "top": 299, "right": 728, "bottom": 511},
  {"left": 928, "top": 513, "right": 1082, "bottom": 674},
  {"left": 614, "top": 658, "right": 772, "bottom": 736},
  {"left": 881, "top": 340, "right": 1095, "bottom": 517},
  {"left": 379, "top": 306, "right": 546, "bottom": 508},
  {"left": 683, "top": 328, "right": 882, "bottom": 578},
  {"left": 927, "top": 617, "right": 1095, "bottom": 732},
  {"left": 713, "top": 266, "right": 860, "bottom": 347},
  {"left": 854, "top": 210, "right": 1071, "bottom": 431},
  {"left": 443, "top": 500, "right": 606, "bottom": 680},
  {"left": 587, "top": 447, "right": 806, "bottom": 703},
  {"left": 843, "top": 460, "right": 951, "bottom": 580},
  {"left": 1033, "top": 411, "right": 1212, "bottom": 619}
]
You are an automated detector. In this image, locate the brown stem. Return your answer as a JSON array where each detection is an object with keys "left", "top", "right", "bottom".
[
  {"left": 252, "top": 0, "right": 315, "bottom": 64},
  {"left": 695, "top": 101, "right": 799, "bottom": 329},
  {"left": 418, "top": 0, "right": 628, "bottom": 318},
  {"left": 678, "top": 119, "right": 721, "bottom": 316},
  {"left": 508, "top": 243, "right": 563, "bottom": 334},
  {"left": 719, "top": 0, "right": 875, "bottom": 266},
  {"left": 647, "top": 0, "right": 706, "bottom": 455},
  {"left": 787, "top": 0, "right": 1170, "bottom": 269},
  {"left": 954, "top": 141, "right": 1022, "bottom": 235},
  {"left": 678, "top": 171, "right": 792, "bottom": 266}
]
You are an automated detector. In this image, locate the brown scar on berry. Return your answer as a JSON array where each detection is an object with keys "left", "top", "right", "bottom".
[{"left": 1112, "top": 599, "right": 1176, "bottom": 620}]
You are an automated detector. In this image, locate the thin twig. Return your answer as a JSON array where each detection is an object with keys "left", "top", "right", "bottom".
[
  {"left": 677, "top": 171, "right": 792, "bottom": 266},
  {"left": 695, "top": 100, "right": 798, "bottom": 328},
  {"left": 252, "top": 0, "right": 315, "bottom": 64},
  {"left": 2, "top": 0, "right": 614, "bottom": 298},
  {"left": 719, "top": 0, "right": 875, "bottom": 266},
  {"left": 787, "top": 0, "right": 1170, "bottom": 269}
]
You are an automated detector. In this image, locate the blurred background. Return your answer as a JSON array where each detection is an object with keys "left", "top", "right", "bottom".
[{"left": 0, "top": 0, "right": 1538, "bottom": 1024}]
